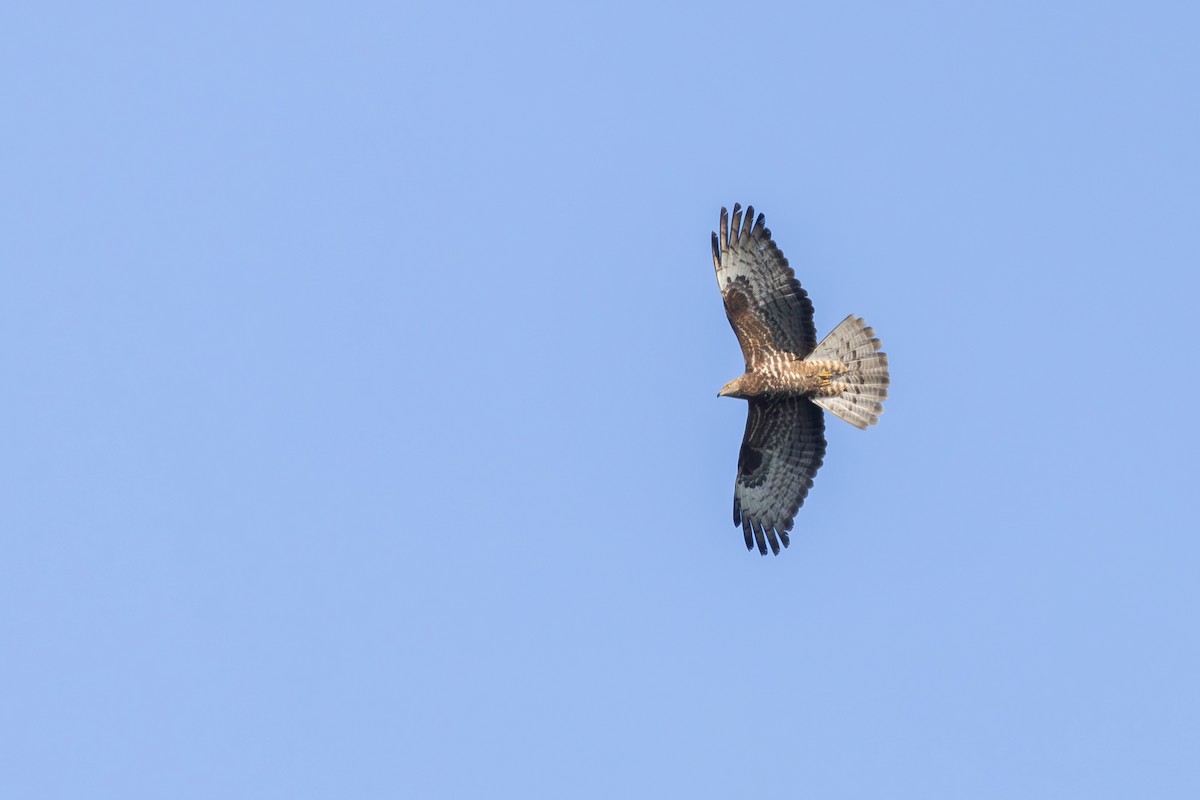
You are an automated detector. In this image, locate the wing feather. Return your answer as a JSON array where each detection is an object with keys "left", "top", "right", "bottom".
[
  {"left": 733, "top": 399, "right": 827, "bottom": 555},
  {"left": 712, "top": 205, "right": 817, "bottom": 366},
  {"left": 729, "top": 203, "right": 744, "bottom": 246},
  {"left": 741, "top": 204, "right": 756, "bottom": 240}
]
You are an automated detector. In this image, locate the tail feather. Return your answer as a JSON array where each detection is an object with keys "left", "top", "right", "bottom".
[{"left": 807, "top": 314, "right": 890, "bottom": 429}]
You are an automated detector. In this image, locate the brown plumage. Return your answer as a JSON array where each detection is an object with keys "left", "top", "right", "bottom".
[{"left": 713, "top": 204, "right": 890, "bottom": 556}]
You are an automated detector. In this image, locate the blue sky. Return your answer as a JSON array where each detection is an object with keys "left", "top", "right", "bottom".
[{"left": 2, "top": 2, "right": 1198, "bottom": 797}]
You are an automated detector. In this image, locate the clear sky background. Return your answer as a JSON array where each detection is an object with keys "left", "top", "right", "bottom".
[{"left": 2, "top": 2, "right": 1198, "bottom": 797}]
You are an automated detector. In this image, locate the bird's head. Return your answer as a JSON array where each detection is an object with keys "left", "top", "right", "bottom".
[{"left": 718, "top": 377, "right": 747, "bottom": 398}]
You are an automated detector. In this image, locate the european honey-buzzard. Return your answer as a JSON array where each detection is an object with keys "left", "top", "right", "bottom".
[{"left": 713, "top": 205, "right": 890, "bottom": 556}]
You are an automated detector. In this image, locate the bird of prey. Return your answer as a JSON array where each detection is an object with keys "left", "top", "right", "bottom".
[{"left": 713, "top": 204, "right": 889, "bottom": 556}]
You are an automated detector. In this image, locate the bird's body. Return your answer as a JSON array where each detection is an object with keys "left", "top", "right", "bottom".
[
  {"left": 712, "top": 204, "right": 889, "bottom": 555},
  {"left": 719, "top": 355, "right": 851, "bottom": 399}
]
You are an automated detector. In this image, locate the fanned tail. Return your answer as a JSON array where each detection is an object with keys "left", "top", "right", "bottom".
[{"left": 806, "top": 315, "right": 889, "bottom": 429}]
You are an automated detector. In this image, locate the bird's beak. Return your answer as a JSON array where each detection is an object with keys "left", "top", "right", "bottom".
[{"left": 717, "top": 386, "right": 730, "bottom": 397}]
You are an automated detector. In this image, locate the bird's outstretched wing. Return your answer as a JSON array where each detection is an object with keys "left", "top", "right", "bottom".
[
  {"left": 734, "top": 398, "right": 827, "bottom": 556},
  {"left": 711, "top": 204, "right": 817, "bottom": 367}
]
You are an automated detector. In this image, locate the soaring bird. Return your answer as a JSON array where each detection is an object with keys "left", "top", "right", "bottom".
[{"left": 713, "top": 204, "right": 889, "bottom": 556}]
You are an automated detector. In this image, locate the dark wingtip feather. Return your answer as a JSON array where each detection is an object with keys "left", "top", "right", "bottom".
[
  {"left": 711, "top": 231, "right": 720, "bottom": 269},
  {"left": 779, "top": 530, "right": 790, "bottom": 549},
  {"left": 742, "top": 520, "right": 754, "bottom": 551},
  {"left": 765, "top": 526, "right": 780, "bottom": 556}
]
